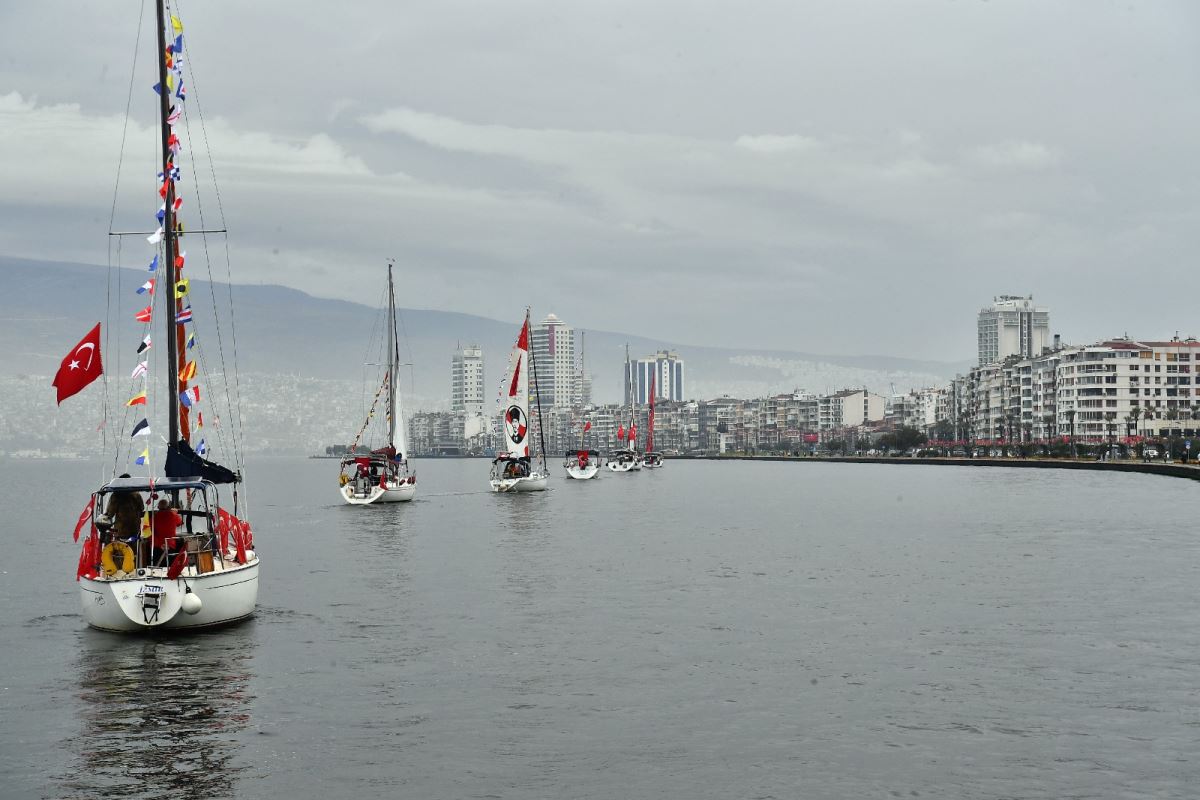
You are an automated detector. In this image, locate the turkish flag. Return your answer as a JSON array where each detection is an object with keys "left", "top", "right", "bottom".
[
  {"left": 53, "top": 323, "right": 104, "bottom": 405},
  {"left": 166, "top": 550, "right": 189, "bottom": 580},
  {"left": 72, "top": 496, "right": 95, "bottom": 542},
  {"left": 583, "top": 421, "right": 592, "bottom": 432}
]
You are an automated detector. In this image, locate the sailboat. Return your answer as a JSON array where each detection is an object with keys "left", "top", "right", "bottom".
[
  {"left": 563, "top": 330, "right": 601, "bottom": 479},
  {"left": 74, "top": 2, "right": 258, "bottom": 631},
  {"left": 563, "top": 420, "right": 602, "bottom": 479},
  {"left": 607, "top": 344, "right": 641, "bottom": 472},
  {"left": 643, "top": 373, "right": 664, "bottom": 468},
  {"left": 338, "top": 262, "right": 417, "bottom": 504},
  {"left": 490, "top": 310, "right": 549, "bottom": 492}
]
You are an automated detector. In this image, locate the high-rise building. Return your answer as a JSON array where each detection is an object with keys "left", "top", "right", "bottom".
[
  {"left": 626, "top": 350, "right": 686, "bottom": 405},
  {"left": 450, "top": 344, "right": 484, "bottom": 416},
  {"left": 977, "top": 295, "right": 1050, "bottom": 366},
  {"left": 530, "top": 313, "right": 577, "bottom": 408}
]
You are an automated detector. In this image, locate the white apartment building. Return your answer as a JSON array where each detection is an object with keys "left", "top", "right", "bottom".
[
  {"left": 818, "top": 389, "right": 886, "bottom": 432},
  {"left": 977, "top": 295, "right": 1051, "bottom": 366},
  {"left": 530, "top": 313, "right": 577, "bottom": 408},
  {"left": 450, "top": 344, "right": 485, "bottom": 417},
  {"left": 627, "top": 350, "right": 686, "bottom": 406}
]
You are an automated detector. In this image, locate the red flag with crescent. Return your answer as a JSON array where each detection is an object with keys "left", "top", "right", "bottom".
[
  {"left": 72, "top": 496, "right": 95, "bottom": 542},
  {"left": 52, "top": 323, "right": 104, "bottom": 405}
]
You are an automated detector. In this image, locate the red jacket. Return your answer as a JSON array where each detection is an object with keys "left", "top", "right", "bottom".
[{"left": 151, "top": 508, "right": 182, "bottom": 548}]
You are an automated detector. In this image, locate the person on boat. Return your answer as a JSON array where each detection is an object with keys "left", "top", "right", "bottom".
[
  {"left": 150, "top": 498, "right": 183, "bottom": 566},
  {"left": 103, "top": 475, "right": 144, "bottom": 543}
]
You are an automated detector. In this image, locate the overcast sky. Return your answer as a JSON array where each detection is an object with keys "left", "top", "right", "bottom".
[{"left": 2, "top": 0, "right": 1197, "bottom": 362}]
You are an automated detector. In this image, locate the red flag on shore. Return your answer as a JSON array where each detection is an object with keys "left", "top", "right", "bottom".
[
  {"left": 52, "top": 323, "right": 103, "bottom": 405},
  {"left": 583, "top": 421, "right": 592, "bottom": 432}
]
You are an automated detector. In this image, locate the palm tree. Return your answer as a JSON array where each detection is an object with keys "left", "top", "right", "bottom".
[
  {"left": 1065, "top": 408, "right": 1077, "bottom": 457},
  {"left": 1127, "top": 407, "right": 1142, "bottom": 458}
]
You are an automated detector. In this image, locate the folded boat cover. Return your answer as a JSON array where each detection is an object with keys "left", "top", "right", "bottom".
[{"left": 165, "top": 440, "right": 240, "bottom": 484}]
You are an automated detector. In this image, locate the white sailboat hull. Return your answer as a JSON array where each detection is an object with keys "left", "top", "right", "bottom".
[
  {"left": 340, "top": 481, "right": 416, "bottom": 505},
  {"left": 564, "top": 464, "right": 601, "bottom": 480},
  {"left": 490, "top": 473, "right": 548, "bottom": 492},
  {"left": 607, "top": 459, "right": 640, "bottom": 472},
  {"left": 79, "top": 556, "right": 259, "bottom": 632}
]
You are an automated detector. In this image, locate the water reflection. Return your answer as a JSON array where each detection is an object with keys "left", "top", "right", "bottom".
[{"left": 57, "top": 628, "right": 255, "bottom": 800}]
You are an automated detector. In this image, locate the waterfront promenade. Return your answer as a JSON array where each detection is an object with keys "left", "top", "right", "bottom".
[{"left": 696, "top": 454, "right": 1200, "bottom": 482}]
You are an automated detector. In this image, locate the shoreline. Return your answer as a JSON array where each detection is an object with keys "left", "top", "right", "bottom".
[{"left": 680, "top": 454, "right": 1200, "bottom": 482}]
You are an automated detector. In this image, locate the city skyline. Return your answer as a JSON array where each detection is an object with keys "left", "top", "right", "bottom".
[{"left": 3, "top": 3, "right": 1197, "bottom": 362}]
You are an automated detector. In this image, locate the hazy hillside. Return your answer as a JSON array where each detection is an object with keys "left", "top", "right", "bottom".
[{"left": 1, "top": 255, "right": 969, "bottom": 409}]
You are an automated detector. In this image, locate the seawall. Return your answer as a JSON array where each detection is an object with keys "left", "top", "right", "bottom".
[{"left": 680, "top": 455, "right": 1200, "bottom": 482}]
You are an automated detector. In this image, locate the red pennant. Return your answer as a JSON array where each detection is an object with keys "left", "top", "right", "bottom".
[
  {"left": 507, "top": 354, "right": 522, "bottom": 398},
  {"left": 516, "top": 317, "right": 529, "bottom": 352},
  {"left": 72, "top": 496, "right": 95, "bottom": 542}
]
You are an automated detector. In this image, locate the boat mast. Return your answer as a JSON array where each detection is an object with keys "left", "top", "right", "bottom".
[
  {"left": 625, "top": 343, "right": 633, "bottom": 449},
  {"left": 155, "top": 0, "right": 181, "bottom": 446},
  {"left": 528, "top": 308, "right": 548, "bottom": 470},
  {"left": 578, "top": 330, "right": 586, "bottom": 450},
  {"left": 648, "top": 372, "right": 655, "bottom": 454},
  {"left": 386, "top": 261, "right": 397, "bottom": 450}
]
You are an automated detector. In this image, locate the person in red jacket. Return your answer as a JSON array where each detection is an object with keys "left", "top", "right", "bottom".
[{"left": 151, "top": 498, "right": 183, "bottom": 566}]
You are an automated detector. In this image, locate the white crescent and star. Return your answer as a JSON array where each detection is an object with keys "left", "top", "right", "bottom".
[{"left": 74, "top": 341, "right": 96, "bottom": 371}]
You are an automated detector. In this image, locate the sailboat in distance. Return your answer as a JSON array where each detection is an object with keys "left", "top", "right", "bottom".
[
  {"left": 74, "top": 0, "right": 258, "bottom": 631},
  {"left": 338, "top": 262, "right": 416, "bottom": 504},
  {"left": 563, "top": 419, "right": 602, "bottom": 479},
  {"left": 643, "top": 372, "right": 664, "bottom": 468},
  {"left": 490, "top": 310, "right": 549, "bottom": 492},
  {"left": 607, "top": 344, "right": 641, "bottom": 472}
]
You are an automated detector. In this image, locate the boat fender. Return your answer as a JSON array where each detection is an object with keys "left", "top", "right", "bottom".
[
  {"left": 180, "top": 588, "right": 202, "bottom": 615},
  {"left": 339, "top": 474, "right": 349, "bottom": 486},
  {"left": 101, "top": 541, "right": 135, "bottom": 576}
]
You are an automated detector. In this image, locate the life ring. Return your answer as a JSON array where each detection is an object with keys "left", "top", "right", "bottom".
[{"left": 101, "top": 541, "right": 135, "bottom": 576}]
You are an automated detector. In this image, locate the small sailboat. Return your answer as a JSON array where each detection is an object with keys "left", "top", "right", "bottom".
[
  {"left": 74, "top": 2, "right": 258, "bottom": 631},
  {"left": 564, "top": 421, "right": 603, "bottom": 479},
  {"left": 607, "top": 344, "right": 641, "bottom": 472},
  {"left": 338, "top": 262, "right": 416, "bottom": 504},
  {"left": 643, "top": 373, "right": 664, "bottom": 468},
  {"left": 490, "top": 310, "right": 549, "bottom": 492}
]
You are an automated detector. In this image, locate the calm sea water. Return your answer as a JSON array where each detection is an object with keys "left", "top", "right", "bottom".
[{"left": 2, "top": 457, "right": 1199, "bottom": 799}]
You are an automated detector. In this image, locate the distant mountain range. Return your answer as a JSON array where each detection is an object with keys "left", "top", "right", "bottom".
[{"left": 1, "top": 255, "right": 969, "bottom": 409}]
